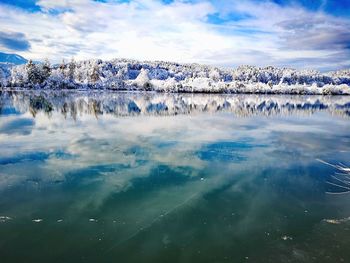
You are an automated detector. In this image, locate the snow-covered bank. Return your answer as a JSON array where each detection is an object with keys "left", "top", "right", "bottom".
[{"left": 1, "top": 59, "right": 350, "bottom": 95}]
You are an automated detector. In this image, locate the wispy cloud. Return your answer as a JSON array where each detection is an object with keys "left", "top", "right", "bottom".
[{"left": 0, "top": 0, "right": 349, "bottom": 70}]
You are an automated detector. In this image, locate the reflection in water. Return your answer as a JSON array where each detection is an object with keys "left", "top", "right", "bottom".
[
  {"left": 0, "top": 90, "right": 350, "bottom": 262},
  {"left": 1, "top": 90, "right": 350, "bottom": 118}
]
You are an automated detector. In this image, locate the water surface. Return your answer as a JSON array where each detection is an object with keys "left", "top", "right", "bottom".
[{"left": 1, "top": 91, "right": 350, "bottom": 262}]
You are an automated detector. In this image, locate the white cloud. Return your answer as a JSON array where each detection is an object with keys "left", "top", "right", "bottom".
[{"left": 0, "top": 0, "right": 349, "bottom": 70}]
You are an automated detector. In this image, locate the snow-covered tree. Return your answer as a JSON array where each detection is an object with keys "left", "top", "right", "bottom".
[
  {"left": 89, "top": 61, "right": 100, "bottom": 83},
  {"left": 68, "top": 58, "right": 76, "bottom": 82},
  {"left": 26, "top": 60, "right": 42, "bottom": 86},
  {"left": 41, "top": 59, "right": 51, "bottom": 81},
  {"left": 0, "top": 58, "right": 349, "bottom": 94}
]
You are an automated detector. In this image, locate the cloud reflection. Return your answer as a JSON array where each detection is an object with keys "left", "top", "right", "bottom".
[{"left": 0, "top": 91, "right": 350, "bottom": 258}]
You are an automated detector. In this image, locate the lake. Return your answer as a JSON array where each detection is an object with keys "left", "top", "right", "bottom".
[{"left": 0, "top": 90, "right": 350, "bottom": 262}]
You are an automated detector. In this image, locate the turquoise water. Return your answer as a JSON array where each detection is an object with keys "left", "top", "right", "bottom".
[{"left": 0, "top": 91, "right": 350, "bottom": 262}]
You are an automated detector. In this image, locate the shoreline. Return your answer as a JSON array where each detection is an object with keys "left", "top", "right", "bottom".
[{"left": 1, "top": 85, "right": 350, "bottom": 96}]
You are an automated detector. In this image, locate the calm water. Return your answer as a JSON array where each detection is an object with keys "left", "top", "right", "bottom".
[{"left": 0, "top": 90, "right": 350, "bottom": 263}]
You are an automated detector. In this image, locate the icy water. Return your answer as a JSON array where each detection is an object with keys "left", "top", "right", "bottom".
[{"left": 1, "top": 90, "right": 350, "bottom": 263}]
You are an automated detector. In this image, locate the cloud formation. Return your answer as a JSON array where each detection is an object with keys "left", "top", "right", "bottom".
[
  {"left": 0, "top": 31, "right": 31, "bottom": 51},
  {"left": 0, "top": 0, "right": 349, "bottom": 71}
]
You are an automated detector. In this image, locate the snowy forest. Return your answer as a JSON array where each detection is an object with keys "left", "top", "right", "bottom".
[{"left": 1, "top": 59, "right": 350, "bottom": 95}]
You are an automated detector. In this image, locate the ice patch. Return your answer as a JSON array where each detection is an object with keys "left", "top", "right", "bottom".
[
  {"left": 323, "top": 217, "right": 350, "bottom": 225},
  {"left": 281, "top": 235, "right": 293, "bottom": 241},
  {"left": 0, "top": 216, "right": 12, "bottom": 222}
]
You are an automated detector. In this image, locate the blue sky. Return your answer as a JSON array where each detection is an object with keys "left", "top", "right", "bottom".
[{"left": 0, "top": 0, "right": 349, "bottom": 71}]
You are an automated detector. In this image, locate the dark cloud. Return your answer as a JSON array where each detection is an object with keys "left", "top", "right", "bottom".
[
  {"left": 0, "top": 31, "right": 31, "bottom": 51},
  {"left": 276, "top": 17, "right": 350, "bottom": 51}
]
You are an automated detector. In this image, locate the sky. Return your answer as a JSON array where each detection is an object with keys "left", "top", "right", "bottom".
[{"left": 0, "top": 0, "right": 349, "bottom": 71}]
